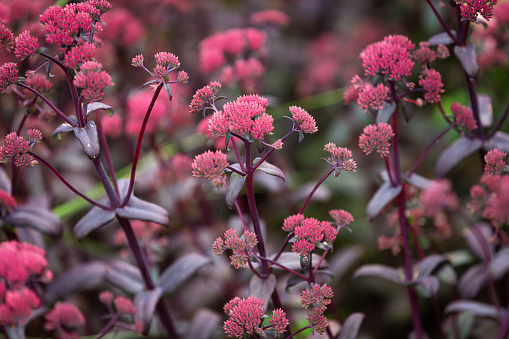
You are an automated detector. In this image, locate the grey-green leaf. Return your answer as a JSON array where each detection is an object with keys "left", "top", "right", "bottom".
[
  {"left": 73, "top": 120, "right": 100, "bottom": 160},
  {"left": 86, "top": 102, "right": 114, "bottom": 117},
  {"left": 435, "top": 137, "right": 482, "bottom": 178},
  {"left": 354, "top": 264, "right": 404, "bottom": 285},
  {"left": 116, "top": 196, "right": 169, "bottom": 227},
  {"left": 134, "top": 287, "right": 163, "bottom": 333},
  {"left": 158, "top": 252, "right": 211, "bottom": 294},
  {"left": 338, "top": 313, "right": 365, "bottom": 339},
  {"left": 225, "top": 172, "right": 246, "bottom": 209},
  {"left": 428, "top": 31, "right": 457, "bottom": 45},
  {"left": 249, "top": 274, "right": 276, "bottom": 311},
  {"left": 366, "top": 182, "right": 402, "bottom": 221},
  {"left": 253, "top": 157, "right": 285, "bottom": 182},
  {"left": 376, "top": 101, "right": 396, "bottom": 123},
  {"left": 74, "top": 205, "right": 115, "bottom": 241}
]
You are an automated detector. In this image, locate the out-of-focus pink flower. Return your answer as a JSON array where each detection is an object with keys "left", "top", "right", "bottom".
[
  {"left": 451, "top": 102, "right": 477, "bottom": 132},
  {"left": 419, "top": 68, "right": 444, "bottom": 103},
  {"left": 484, "top": 149, "right": 507, "bottom": 175},
  {"left": 39, "top": 4, "right": 92, "bottom": 47},
  {"left": 307, "top": 312, "right": 329, "bottom": 335},
  {"left": 0, "top": 190, "right": 16, "bottom": 210},
  {"left": 250, "top": 10, "right": 290, "bottom": 27},
  {"left": 97, "top": 8, "right": 145, "bottom": 48},
  {"left": 0, "top": 62, "right": 17, "bottom": 93},
  {"left": 420, "top": 179, "right": 459, "bottom": 215},
  {"left": 192, "top": 150, "right": 229, "bottom": 187},
  {"left": 14, "top": 30, "right": 38, "bottom": 59},
  {"left": 125, "top": 89, "right": 167, "bottom": 137},
  {"left": 114, "top": 296, "right": 136, "bottom": 315},
  {"left": 44, "top": 302, "right": 85, "bottom": 338},
  {"left": 0, "top": 287, "right": 41, "bottom": 326}
]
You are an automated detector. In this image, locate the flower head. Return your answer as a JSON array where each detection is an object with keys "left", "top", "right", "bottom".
[
  {"left": 485, "top": 149, "right": 507, "bottom": 175},
  {"left": 0, "top": 62, "right": 18, "bottom": 93},
  {"left": 270, "top": 309, "right": 289, "bottom": 334},
  {"left": 44, "top": 302, "right": 85, "bottom": 338},
  {"left": 74, "top": 61, "right": 113, "bottom": 103},
  {"left": 192, "top": 150, "right": 229, "bottom": 186},
  {"left": 63, "top": 42, "right": 97, "bottom": 69},
  {"left": 358, "top": 122, "right": 394, "bottom": 157},
  {"left": 451, "top": 102, "right": 478, "bottom": 132},
  {"left": 189, "top": 81, "right": 222, "bottom": 114},
  {"left": 323, "top": 143, "right": 357, "bottom": 174},
  {"left": 301, "top": 284, "right": 334, "bottom": 314},
  {"left": 223, "top": 296, "right": 265, "bottom": 338},
  {"left": 0, "top": 132, "right": 39, "bottom": 167},
  {"left": 329, "top": 209, "right": 354, "bottom": 226},
  {"left": 14, "top": 31, "right": 39, "bottom": 60},
  {"left": 289, "top": 106, "right": 318, "bottom": 134},
  {"left": 131, "top": 54, "right": 144, "bottom": 67},
  {"left": 287, "top": 216, "right": 338, "bottom": 256},
  {"left": 0, "top": 287, "right": 41, "bottom": 326},
  {"left": 212, "top": 229, "right": 258, "bottom": 269},
  {"left": 460, "top": 0, "right": 498, "bottom": 21},
  {"left": 40, "top": 5, "right": 93, "bottom": 47},
  {"left": 114, "top": 296, "right": 136, "bottom": 315},
  {"left": 153, "top": 52, "right": 180, "bottom": 81},
  {"left": 413, "top": 41, "right": 436, "bottom": 64},
  {"left": 0, "top": 190, "right": 16, "bottom": 210},
  {"left": 307, "top": 312, "right": 329, "bottom": 334},
  {"left": 99, "top": 291, "right": 114, "bottom": 305},
  {"left": 0, "top": 21, "right": 14, "bottom": 51},
  {"left": 420, "top": 179, "right": 459, "bottom": 216},
  {"left": 357, "top": 83, "right": 390, "bottom": 112},
  {"left": 0, "top": 240, "right": 48, "bottom": 288},
  {"left": 419, "top": 69, "right": 444, "bottom": 103}
]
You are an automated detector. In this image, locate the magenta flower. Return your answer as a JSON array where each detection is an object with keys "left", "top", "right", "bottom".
[
  {"left": 14, "top": 31, "right": 39, "bottom": 60},
  {"left": 420, "top": 179, "right": 459, "bottom": 216},
  {"left": 0, "top": 131, "right": 40, "bottom": 167},
  {"left": 177, "top": 70, "right": 189, "bottom": 84},
  {"left": 0, "top": 287, "right": 41, "bottom": 326},
  {"left": 460, "top": 0, "right": 498, "bottom": 21},
  {"left": 357, "top": 83, "right": 390, "bottom": 112},
  {"left": 212, "top": 229, "right": 258, "bottom": 269},
  {"left": 223, "top": 296, "right": 265, "bottom": 338},
  {"left": 484, "top": 149, "right": 507, "bottom": 175},
  {"left": 419, "top": 69, "right": 444, "bottom": 103},
  {"left": 74, "top": 61, "right": 113, "bottom": 103},
  {"left": 0, "top": 62, "right": 18, "bottom": 93},
  {"left": 0, "top": 21, "right": 14, "bottom": 50},
  {"left": 39, "top": 5, "right": 93, "bottom": 47},
  {"left": 63, "top": 42, "right": 97, "bottom": 69},
  {"left": 44, "top": 302, "right": 85, "bottom": 338},
  {"left": 99, "top": 291, "right": 114, "bottom": 305},
  {"left": 131, "top": 54, "right": 144, "bottom": 67},
  {"left": 358, "top": 122, "right": 394, "bottom": 157},
  {"left": 301, "top": 284, "right": 334, "bottom": 314},
  {"left": 413, "top": 41, "right": 436, "bottom": 64},
  {"left": 289, "top": 106, "right": 318, "bottom": 134},
  {"left": 270, "top": 308, "right": 290, "bottom": 334},
  {"left": 0, "top": 240, "right": 49, "bottom": 288},
  {"left": 114, "top": 296, "right": 136, "bottom": 315},
  {"left": 189, "top": 81, "right": 222, "bottom": 114},
  {"left": 323, "top": 143, "right": 357, "bottom": 174},
  {"left": 0, "top": 190, "right": 16, "bottom": 210},
  {"left": 282, "top": 214, "right": 305, "bottom": 232},
  {"left": 451, "top": 102, "right": 478, "bottom": 132},
  {"left": 192, "top": 150, "right": 229, "bottom": 187},
  {"left": 329, "top": 209, "right": 354, "bottom": 226},
  {"left": 306, "top": 312, "right": 329, "bottom": 334}
]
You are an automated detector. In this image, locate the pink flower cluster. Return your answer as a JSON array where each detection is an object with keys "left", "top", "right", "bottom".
[
  {"left": 99, "top": 291, "right": 136, "bottom": 315},
  {"left": 223, "top": 296, "right": 265, "bottom": 338},
  {"left": 189, "top": 81, "right": 222, "bottom": 115},
  {"left": 74, "top": 61, "right": 113, "bottom": 103},
  {"left": 39, "top": 3, "right": 93, "bottom": 47},
  {"left": 209, "top": 95, "right": 274, "bottom": 142},
  {"left": 282, "top": 214, "right": 338, "bottom": 256},
  {"left": 289, "top": 106, "right": 318, "bottom": 134},
  {"left": 14, "top": 30, "right": 39, "bottom": 60},
  {"left": 329, "top": 209, "right": 354, "bottom": 227},
  {"left": 153, "top": 52, "right": 181, "bottom": 82},
  {"left": 44, "top": 302, "right": 86, "bottom": 339},
  {"left": 468, "top": 175, "right": 509, "bottom": 228},
  {"left": 420, "top": 179, "right": 460, "bottom": 216},
  {"left": 419, "top": 69, "right": 444, "bottom": 103},
  {"left": 97, "top": 8, "right": 145, "bottom": 48},
  {"left": 63, "top": 42, "right": 97, "bottom": 69},
  {"left": 250, "top": 10, "right": 290, "bottom": 27},
  {"left": 0, "top": 286, "right": 41, "bottom": 326},
  {"left": 22, "top": 74, "right": 52, "bottom": 103},
  {"left": 450, "top": 102, "right": 478, "bottom": 132},
  {"left": 0, "top": 20, "right": 14, "bottom": 51},
  {"left": 358, "top": 122, "right": 394, "bottom": 157},
  {"left": 192, "top": 150, "right": 229, "bottom": 187},
  {"left": 212, "top": 229, "right": 258, "bottom": 269},
  {"left": 0, "top": 62, "right": 18, "bottom": 93},
  {"left": 159, "top": 153, "right": 193, "bottom": 182},
  {"left": 357, "top": 82, "right": 390, "bottom": 113},
  {"left": 0, "top": 190, "right": 16, "bottom": 210},
  {"left": 220, "top": 57, "right": 265, "bottom": 93},
  {"left": 460, "top": 0, "right": 498, "bottom": 21},
  {"left": 484, "top": 149, "right": 507, "bottom": 175},
  {"left": 359, "top": 35, "right": 415, "bottom": 81},
  {"left": 301, "top": 284, "right": 334, "bottom": 334},
  {"left": 323, "top": 143, "right": 357, "bottom": 174},
  {"left": 0, "top": 131, "right": 41, "bottom": 167}
]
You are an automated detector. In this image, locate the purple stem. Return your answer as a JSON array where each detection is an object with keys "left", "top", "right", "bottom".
[
  {"left": 312, "top": 247, "right": 330, "bottom": 277},
  {"left": 95, "top": 112, "right": 120, "bottom": 197},
  {"left": 287, "top": 325, "right": 312, "bottom": 338},
  {"left": 226, "top": 165, "right": 246, "bottom": 177},
  {"left": 465, "top": 75, "right": 484, "bottom": 140},
  {"left": 299, "top": 167, "right": 334, "bottom": 215},
  {"left": 487, "top": 101, "right": 509, "bottom": 140},
  {"left": 255, "top": 255, "right": 308, "bottom": 281},
  {"left": 273, "top": 233, "right": 293, "bottom": 262},
  {"left": 121, "top": 82, "right": 164, "bottom": 207},
  {"left": 424, "top": 0, "right": 460, "bottom": 45},
  {"left": 252, "top": 129, "right": 296, "bottom": 171},
  {"left": 231, "top": 137, "right": 246, "bottom": 172}
]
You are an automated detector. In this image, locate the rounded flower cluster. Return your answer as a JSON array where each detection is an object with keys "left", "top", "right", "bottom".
[
  {"left": 358, "top": 122, "right": 395, "bottom": 157},
  {"left": 39, "top": 4, "right": 93, "bottom": 47},
  {"left": 0, "top": 287, "right": 41, "bottom": 326},
  {"left": 0, "top": 62, "right": 18, "bottom": 93},
  {"left": 189, "top": 81, "right": 222, "bottom": 115},
  {"left": 192, "top": 150, "right": 229, "bottom": 187},
  {"left": 213, "top": 229, "right": 258, "bottom": 269},
  {"left": 468, "top": 175, "right": 509, "bottom": 228},
  {"left": 357, "top": 83, "right": 390, "bottom": 112},
  {"left": 289, "top": 106, "right": 318, "bottom": 134},
  {"left": 250, "top": 10, "right": 290, "bottom": 27},
  {"left": 323, "top": 143, "right": 357, "bottom": 174},
  {"left": 0, "top": 131, "right": 41, "bottom": 167},
  {"left": 74, "top": 61, "right": 113, "bottom": 103},
  {"left": 301, "top": 284, "right": 334, "bottom": 334},
  {"left": 329, "top": 209, "right": 354, "bottom": 227},
  {"left": 14, "top": 31, "right": 39, "bottom": 60},
  {"left": 153, "top": 52, "right": 180, "bottom": 82},
  {"left": 460, "top": 0, "right": 498, "bottom": 21},
  {"left": 484, "top": 149, "right": 507, "bottom": 175},
  {"left": 0, "top": 21, "right": 14, "bottom": 51},
  {"left": 451, "top": 102, "right": 477, "bottom": 132},
  {"left": 44, "top": 302, "right": 85, "bottom": 339},
  {"left": 209, "top": 95, "right": 274, "bottom": 142},
  {"left": 282, "top": 215, "right": 338, "bottom": 256},
  {"left": 63, "top": 42, "right": 97, "bottom": 69},
  {"left": 223, "top": 296, "right": 265, "bottom": 338},
  {"left": 419, "top": 69, "right": 444, "bottom": 104}
]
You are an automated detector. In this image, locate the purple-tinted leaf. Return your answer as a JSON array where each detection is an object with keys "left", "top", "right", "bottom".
[
  {"left": 428, "top": 31, "right": 457, "bottom": 45},
  {"left": 116, "top": 195, "right": 169, "bottom": 227},
  {"left": 478, "top": 94, "right": 493, "bottom": 127},
  {"left": 338, "top": 313, "right": 365, "bottom": 339},
  {"left": 105, "top": 261, "right": 144, "bottom": 294},
  {"left": 249, "top": 274, "right": 276, "bottom": 311},
  {"left": 164, "top": 82, "right": 173, "bottom": 101},
  {"left": 330, "top": 246, "right": 362, "bottom": 281},
  {"left": 158, "top": 252, "right": 211, "bottom": 294},
  {"left": 435, "top": 137, "right": 482, "bottom": 178},
  {"left": 400, "top": 99, "right": 413, "bottom": 122},
  {"left": 86, "top": 102, "right": 114, "bottom": 117},
  {"left": 5, "top": 325, "right": 25, "bottom": 339},
  {"left": 186, "top": 309, "right": 221, "bottom": 339},
  {"left": 73, "top": 120, "right": 100, "bottom": 160},
  {"left": 376, "top": 101, "right": 396, "bottom": 123},
  {"left": 485, "top": 131, "right": 509, "bottom": 154},
  {"left": 260, "top": 252, "right": 327, "bottom": 271},
  {"left": 4, "top": 204, "right": 62, "bottom": 236},
  {"left": 354, "top": 264, "right": 404, "bottom": 285},
  {"left": 47, "top": 261, "right": 107, "bottom": 302},
  {"left": 458, "top": 264, "right": 487, "bottom": 299},
  {"left": 445, "top": 300, "right": 502, "bottom": 319},
  {"left": 489, "top": 248, "right": 509, "bottom": 280},
  {"left": 464, "top": 223, "right": 494, "bottom": 260},
  {"left": 405, "top": 173, "right": 432, "bottom": 190},
  {"left": 139, "top": 79, "right": 158, "bottom": 90},
  {"left": 225, "top": 172, "right": 246, "bottom": 209},
  {"left": 286, "top": 274, "right": 307, "bottom": 293},
  {"left": 74, "top": 205, "right": 115, "bottom": 241},
  {"left": 366, "top": 182, "right": 402, "bottom": 221},
  {"left": 413, "top": 276, "right": 440, "bottom": 297},
  {"left": 134, "top": 287, "right": 163, "bottom": 332},
  {"left": 437, "top": 265, "right": 457, "bottom": 285},
  {"left": 253, "top": 157, "right": 285, "bottom": 182},
  {"left": 454, "top": 44, "right": 479, "bottom": 78},
  {"left": 52, "top": 115, "right": 77, "bottom": 140},
  {"left": 416, "top": 254, "right": 448, "bottom": 279},
  {"left": 0, "top": 167, "right": 10, "bottom": 192}
]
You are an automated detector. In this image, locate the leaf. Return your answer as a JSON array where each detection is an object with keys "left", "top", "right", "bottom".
[
  {"left": 330, "top": 246, "right": 362, "bottom": 281},
  {"left": 261, "top": 252, "right": 327, "bottom": 271},
  {"left": 134, "top": 287, "right": 163, "bottom": 333},
  {"left": 463, "top": 223, "right": 494, "bottom": 260},
  {"left": 186, "top": 309, "right": 221, "bottom": 339},
  {"left": 412, "top": 276, "right": 440, "bottom": 298},
  {"left": 478, "top": 94, "right": 493, "bottom": 127},
  {"left": 52, "top": 115, "right": 78, "bottom": 139},
  {"left": 116, "top": 195, "right": 169, "bottom": 227},
  {"left": 376, "top": 101, "right": 396, "bottom": 123},
  {"left": 354, "top": 264, "right": 404, "bottom": 285},
  {"left": 405, "top": 173, "right": 433, "bottom": 190},
  {"left": 445, "top": 300, "right": 502, "bottom": 319},
  {"left": 164, "top": 82, "right": 173, "bottom": 101},
  {"left": 5, "top": 325, "right": 25, "bottom": 339},
  {"left": 416, "top": 254, "right": 448, "bottom": 279},
  {"left": 47, "top": 261, "right": 107, "bottom": 302},
  {"left": 104, "top": 261, "right": 144, "bottom": 294},
  {"left": 338, "top": 313, "right": 365, "bottom": 339},
  {"left": 249, "top": 274, "right": 276, "bottom": 311},
  {"left": 437, "top": 265, "right": 457, "bottom": 285},
  {"left": 73, "top": 120, "right": 100, "bottom": 160},
  {"left": 366, "top": 182, "right": 402, "bottom": 221},
  {"left": 158, "top": 252, "right": 211, "bottom": 294},
  {"left": 285, "top": 274, "right": 307, "bottom": 293},
  {"left": 457, "top": 264, "right": 487, "bottom": 299},
  {"left": 400, "top": 100, "right": 413, "bottom": 123},
  {"left": 139, "top": 79, "right": 158, "bottom": 90},
  {"left": 485, "top": 131, "right": 509, "bottom": 154},
  {"left": 225, "top": 172, "right": 246, "bottom": 209},
  {"left": 74, "top": 205, "right": 115, "bottom": 241},
  {"left": 3, "top": 204, "right": 62, "bottom": 236},
  {"left": 435, "top": 137, "right": 482, "bottom": 178},
  {"left": 298, "top": 130, "right": 304, "bottom": 143},
  {"left": 428, "top": 31, "right": 457, "bottom": 45},
  {"left": 86, "top": 102, "right": 114, "bottom": 117},
  {"left": 454, "top": 44, "right": 479, "bottom": 78},
  {"left": 253, "top": 157, "right": 285, "bottom": 182},
  {"left": 489, "top": 248, "right": 509, "bottom": 280}
]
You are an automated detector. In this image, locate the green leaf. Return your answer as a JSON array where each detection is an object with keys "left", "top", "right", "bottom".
[
  {"left": 338, "top": 313, "right": 365, "bottom": 339},
  {"left": 225, "top": 172, "right": 246, "bottom": 209},
  {"left": 366, "top": 182, "right": 402, "bottom": 221},
  {"left": 225, "top": 131, "right": 232, "bottom": 150},
  {"left": 158, "top": 253, "right": 211, "bottom": 294},
  {"left": 253, "top": 157, "right": 285, "bottom": 182},
  {"left": 86, "top": 102, "right": 114, "bottom": 117},
  {"left": 248, "top": 274, "right": 276, "bottom": 311},
  {"left": 164, "top": 82, "right": 173, "bottom": 101}
]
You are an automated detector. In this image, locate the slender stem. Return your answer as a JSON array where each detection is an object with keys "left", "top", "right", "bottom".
[
  {"left": 121, "top": 82, "right": 164, "bottom": 207},
  {"left": 93, "top": 160, "right": 118, "bottom": 206},
  {"left": 252, "top": 129, "right": 296, "bottom": 171},
  {"left": 424, "top": 0, "right": 460, "bottom": 45},
  {"left": 273, "top": 233, "right": 293, "bottom": 262},
  {"left": 487, "top": 101, "right": 509, "bottom": 140},
  {"left": 29, "top": 152, "right": 110, "bottom": 209},
  {"left": 231, "top": 137, "right": 246, "bottom": 173},
  {"left": 312, "top": 247, "right": 331, "bottom": 277},
  {"left": 496, "top": 311, "right": 509, "bottom": 339},
  {"left": 465, "top": 75, "right": 484, "bottom": 140},
  {"left": 226, "top": 165, "right": 247, "bottom": 177},
  {"left": 95, "top": 112, "right": 120, "bottom": 197},
  {"left": 384, "top": 155, "right": 397, "bottom": 187},
  {"left": 299, "top": 168, "right": 334, "bottom": 214},
  {"left": 255, "top": 255, "right": 308, "bottom": 281},
  {"left": 287, "top": 325, "right": 312, "bottom": 338},
  {"left": 247, "top": 254, "right": 268, "bottom": 279},
  {"left": 97, "top": 317, "right": 117, "bottom": 339}
]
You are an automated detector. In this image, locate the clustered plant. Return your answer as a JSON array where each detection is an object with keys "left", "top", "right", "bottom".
[{"left": 0, "top": 0, "right": 509, "bottom": 338}]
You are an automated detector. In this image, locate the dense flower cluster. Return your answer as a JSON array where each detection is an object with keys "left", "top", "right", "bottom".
[
  {"left": 189, "top": 81, "right": 222, "bottom": 114},
  {"left": 0, "top": 131, "right": 41, "bottom": 167},
  {"left": 0, "top": 286, "right": 41, "bottom": 326},
  {"left": 484, "top": 149, "right": 507, "bottom": 175},
  {"left": 153, "top": 52, "right": 180, "bottom": 82},
  {"left": 358, "top": 122, "right": 394, "bottom": 157},
  {"left": 223, "top": 296, "right": 265, "bottom": 338},
  {"left": 0, "top": 62, "right": 18, "bottom": 93},
  {"left": 192, "top": 150, "right": 229, "bottom": 186},
  {"left": 419, "top": 69, "right": 444, "bottom": 103},
  {"left": 270, "top": 308, "right": 289, "bottom": 334},
  {"left": 22, "top": 74, "right": 52, "bottom": 102},
  {"left": 0, "top": 20, "right": 14, "bottom": 50},
  {"left": 74, "top": 61, "right": 113, "bottom": 103},
  {"left": 468, "top": 175, "right": 509, "bottom": 228},
  {"left": 357, "top": 83, "right": 390, "bottom": 112},
  {"left": 420, "top": 180, "right": 460, "bottom": 216},
  {"left": 329, "top": 209, "right": 354, "bottom": 227},
  {"left": 14, "top": 30, "right": 39, "bottom": 59},
  {"left": 44, "top": 302, "right": 85, "bottom": 339},
  {"left": 0, "top": 190, "right": 16, "bottom": 211},
  {"left": 289, "top": 106, "right": 318, "bottom": 134},
  {"left": 63, "top": 42, "right": 97, "bottom": 69},
  {"left": 451, "top": 102, "right": 478, "bottom": 132},
  {"left": 159, "top": 153, "right": 193, "bottom": 182},
  {"left": 212, "top": 229, "right": 258, "bottom": 269},
  {"left": 460, "top": 0, "right": 498, "bottom": 21},
  {"left": 301, "top": 284, "right": 334, "bottom": 334},
  {"left": 39, "top": 4, "right": 92, "bottom": 47},
  {"left": 209, "top": 95, "right": 273, "bottom": 142},
  {"left": 323, "top": 143, "right": 357, "bottom": 174}
]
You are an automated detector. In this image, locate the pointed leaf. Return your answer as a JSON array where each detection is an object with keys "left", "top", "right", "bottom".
[
  {"left": 164, "top": 82, "right": 173, "bottom": 101},
  {"left": 52, "top": 116, "right": 77, "bottom": 139},
  {"left": 74, "top": 205, "right": 115, "bottom": 241},
  {"left": 4, "top": 204, "right": 62, "bottom": 236},
  {"left": 416, "top": 254, "right": 448, "bottom": 279},
  {"left": 134, "top": 287, "right": 163, "bottom": 332},
  {"left": 285, "top": 274, "right": 307, "bottom": 293},
  {"left": 73, "top": 120, "right": 100, "bottom": 160},
  {"left": 405, "top": 173, "right": 433, "bottom": 190},
  {"left": 376, "top": 101, "right": 396, "bottom": 123},
  {"left": 435, "top": 137, "right": 482, "bottom": 177},
  {"left": 445, "top": 300, "right": 502, "bottom": 319},
  {"left": 458, "top": 264, "right": 487, "bottom": 299},
  {"left": 485, "top": 131, "right": 509, "bottom": 154},
  {"left": 412, "top": 276, "right": 440, "bottom": 297},
  {"left": 47, "top": 261, "right": 107, "bottom": 302},
  {"left": 104, "top": 261, "right": 144, "bottom": 294},
  {"left": 139, "top": 79, "right": 158, "bottom": 90},
  {"left": 354, "top": 264, "right": 404, "bottom": 285},
  {"left": 225, "top": 172, "right": 246, "bottom": 209},
  {"left": 116, "top": 196, "right": 169, "bottom": 227},
  {"left": 437, "top": 264, "right": 457, "bottom": 285},
  {"left": 366, "top": 182, "right": 402, "bottom": 221},
  {"left": 338, "top": 313, "right": 365, "bottom": 339},
  {"left": 400, "top": 100, "right": 413, "bottom": 122},
  {"left": 158, "top": 252, "right": 211, "bottom": 294},
  {"left": 86, "top": 102, "right": 114, "bottom": 117},
  {"left": 428, "top": 31, "right": 457, "bottom": 45},
  {"left": 454, "top": 44, "right": 479, "bottom": 78},
  {"left": 478, "top": 94, "right": 493, "bottom": 127},
  {"left": 249, "top": 274, "right": 276, "bottom": 311},
  {"left": 186, "top": 309, "right": 221, "bottom": 339},
  {"left": 489, "top": 248, "right": 509, "bottom": 280},
  {"left": 253, "top": 157, "right": 285, "bottom": 182},
  {"left": 5, "top": 325, "right": 25, "bottom": 339},
  {"left": 463, "top": 223, "right": 494, "bottom": 260}
]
